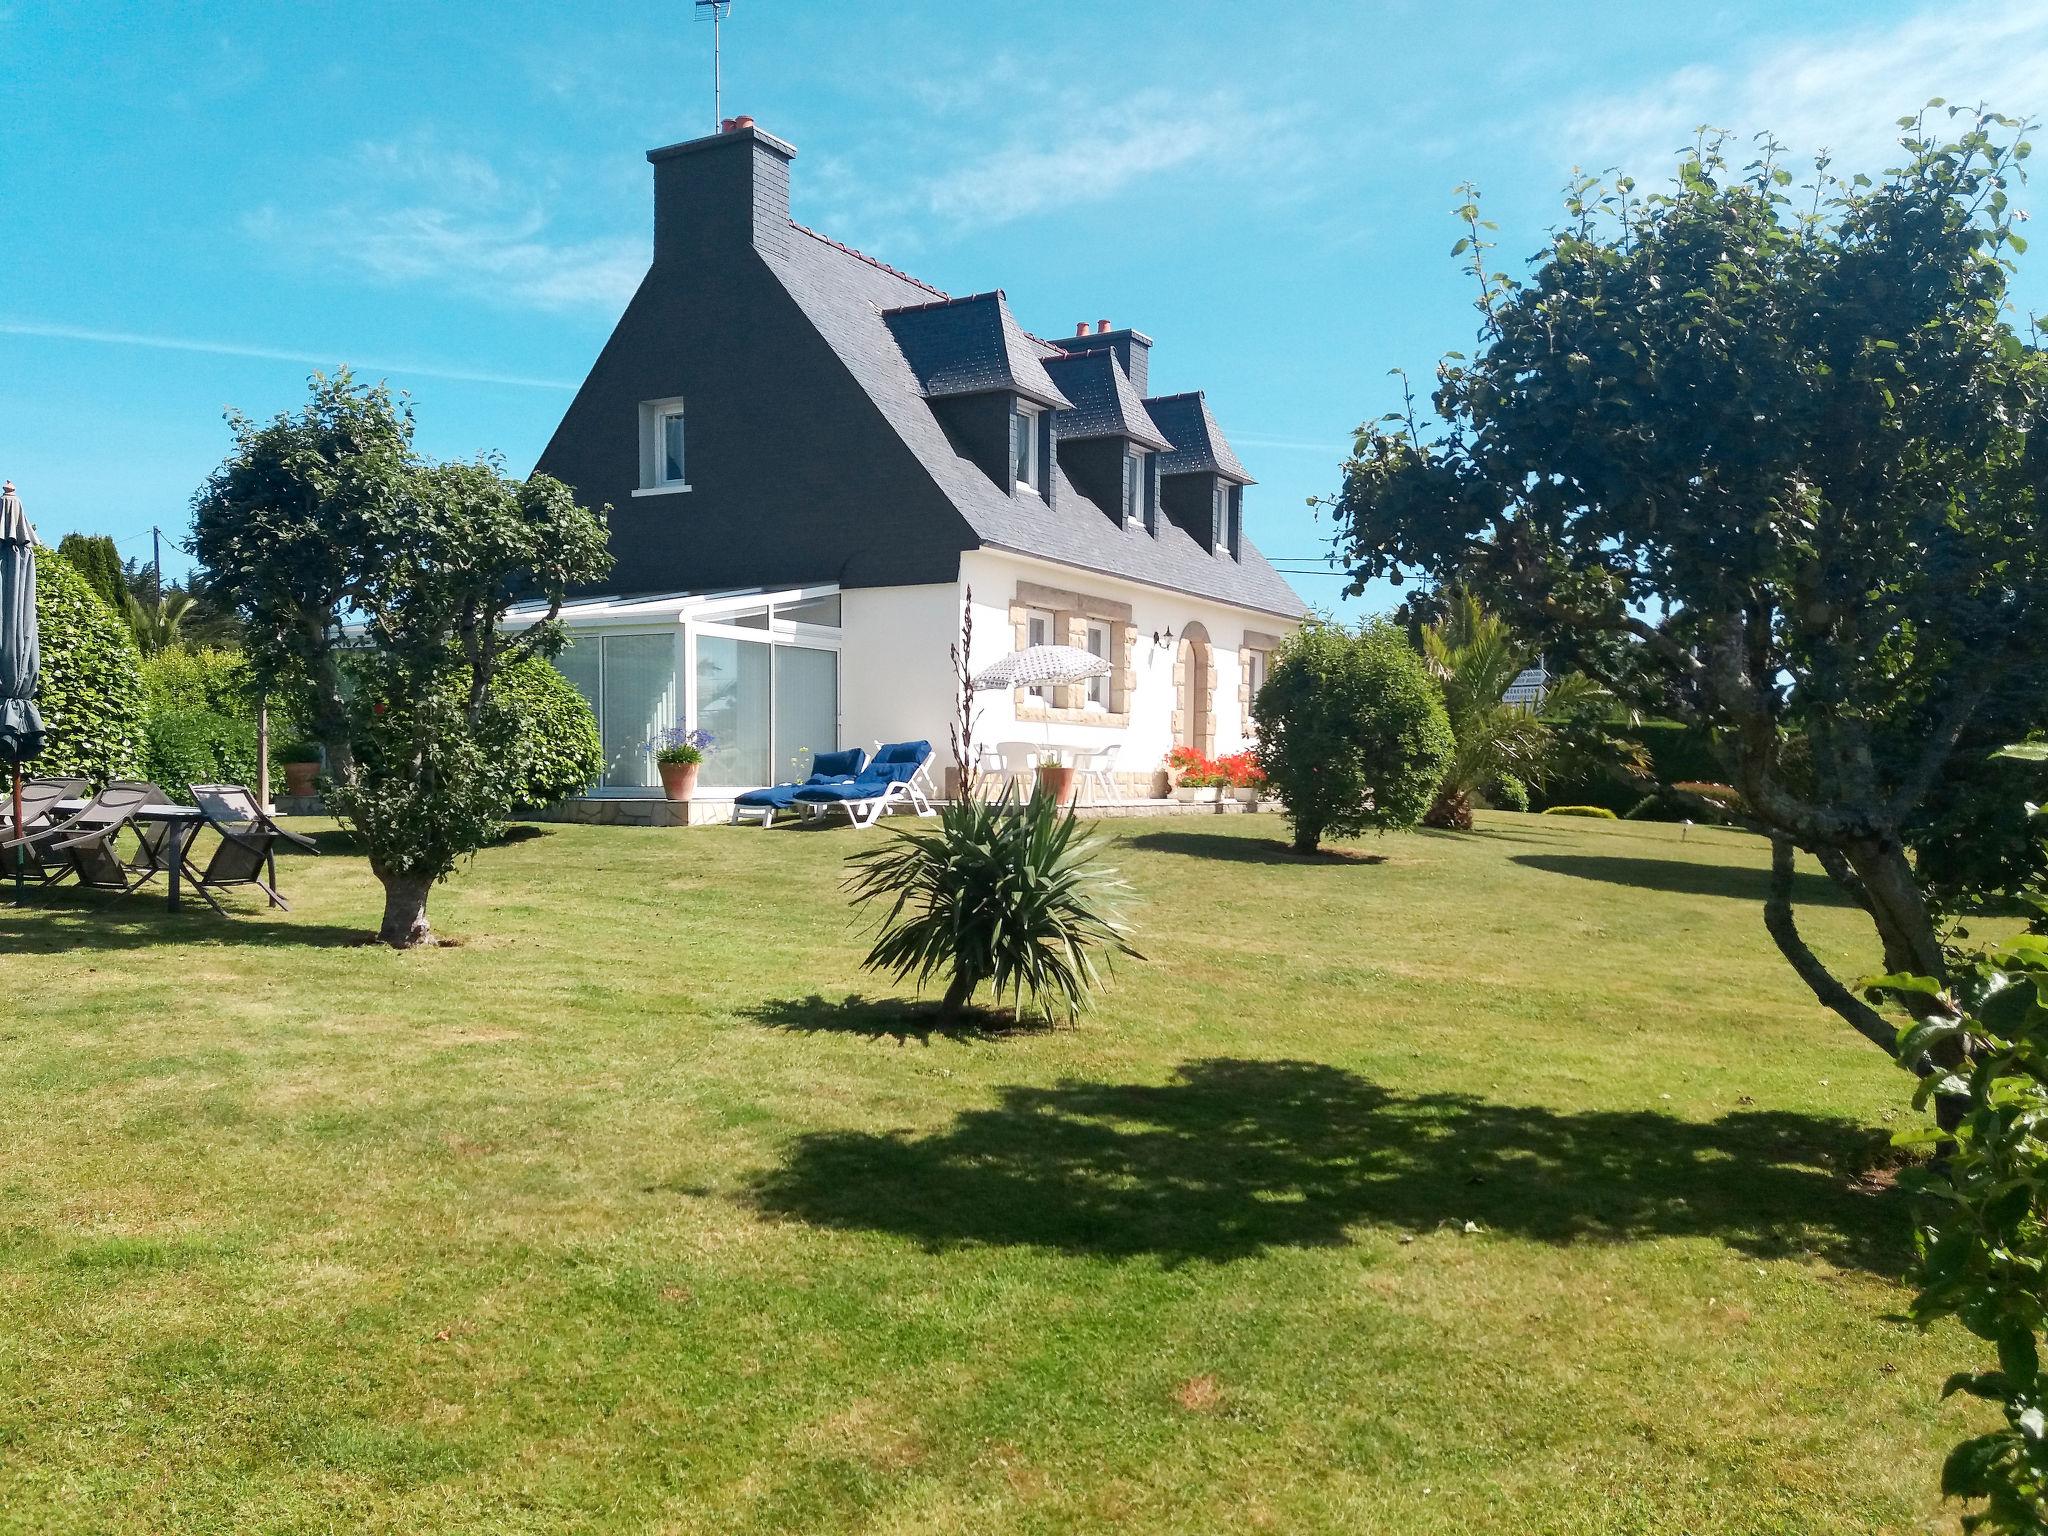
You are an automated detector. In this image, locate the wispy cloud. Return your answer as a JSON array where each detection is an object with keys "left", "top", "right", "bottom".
[
  {"left": 1557, "top": 0, "right": 2048, "bottom": 178},
  {"left": 245, "top": 132, "right": 644, "bottom": 312},
  {"left": 0, "top": 318, "right": 576, "bottom": 389},
  {"left": 813, "top": 85, "right": 1309, "bottom": 253}
]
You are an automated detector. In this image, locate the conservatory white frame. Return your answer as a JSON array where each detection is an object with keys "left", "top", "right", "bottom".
[{"left": 503, "top": 583, "right": 845, "bottom": 797}]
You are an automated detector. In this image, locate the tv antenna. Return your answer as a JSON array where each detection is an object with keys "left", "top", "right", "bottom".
[{"left": 694, "top": 1, "right": 733, "bottom": 133}]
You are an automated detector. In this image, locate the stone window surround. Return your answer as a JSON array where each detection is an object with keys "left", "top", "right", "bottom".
[
  {"left": 1007, "top": 580, "right": 1137, "bottom": 727},
  {"left": 1239, "top": 629, "right": 1282, "bottom": 727}
]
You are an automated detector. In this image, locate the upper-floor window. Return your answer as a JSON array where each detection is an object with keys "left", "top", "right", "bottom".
[
  {"left": 1215, "top": 481, "right": 1242, "bottom": 559},
  {"left": 1011, "top": 405, "right": 1040, "bottom": 492},
  {"left": 636, "top": 397, "right": 689, "bottom": 495},
  {"left": 1142, "top": 455, "right": 1158, "bottom": 536},
  {"left": 1121, "top": 452, "right": 1142, "bottom": 526}
]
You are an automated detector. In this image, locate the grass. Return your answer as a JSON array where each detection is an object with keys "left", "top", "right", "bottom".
[{"left": 0, "top": 811, "right": 1987, "bottom": 1533}]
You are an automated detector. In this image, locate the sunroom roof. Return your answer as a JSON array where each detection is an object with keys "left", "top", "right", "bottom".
[{"left": 504, "top": 583, "right": 841, "bottom": 625}]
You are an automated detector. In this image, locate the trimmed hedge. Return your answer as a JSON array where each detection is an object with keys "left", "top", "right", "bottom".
[
  {"left": 138, "top": 648, "right": 294, "bottom": 804},
  {"left": 1540, "top": 804, "right": 1620, "bottom": 819},
  {"left": 494, "top": 656, "right": 602, "bottom": 810},
  {"left": 32, "top": 546, "right": 146, "bottom": 785}
]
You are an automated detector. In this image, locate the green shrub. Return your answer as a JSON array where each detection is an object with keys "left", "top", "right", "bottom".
[
  {"left": 54, "top": 533, "right": 128, "bottom": 613},
  {"left": 1540, "top": 805, "right": 1619, "bottom": 819},
  {"left": 1488, "top": 775, "right": 1531, "bottom": 813},
  {"left": 1253, "top": 619, "right": 1454, "bottom": 853},
  {"left": 142, "top": 708, "right": 272, "bottom": 803},
  {"left": 493, "top": 657, "right": 602, "bottom": 810},
  {"left": 1875, "top": 937, "right": 2048, "bottom": 1532},
  {"left": 139, "top": 646, "right": 255, "bottom": 717},
  {"left": 846, "top": 788, "right": 1140, "bottom": 1023},
  {"left": 32, "top": 546, "right": 146, "bottom": 785}
]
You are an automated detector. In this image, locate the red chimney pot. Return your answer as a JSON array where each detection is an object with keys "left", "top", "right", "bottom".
[
  {"left": 731, "top": 114, "right": 755, "bottom": 131},
  {"left": 1074, "top": 322, "right": 1089, "bottom": 337},
  {"left": 1096, "top": 319, "right": 1111, "bottom": 333},
  {"left": 719, "top": 117, "right": 735, "bottom": 133}
]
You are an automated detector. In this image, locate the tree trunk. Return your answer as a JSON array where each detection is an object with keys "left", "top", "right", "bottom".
[
  {"left": 937, "top": 970, "right": 977, "bottom": 1022},
  {"left": 1423, "top": 786, "right": 1473, "bottom": 831},
  {"left": 376, "top": 872, "right": 434, "bottom": 949},
  {"left": 1293, "top": 824, "right": 1322, "bottom": 854}
]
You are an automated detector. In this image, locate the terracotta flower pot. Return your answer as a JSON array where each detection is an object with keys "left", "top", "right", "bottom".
[
  {"left": 658, "top": 759, "right": 701, "bottom": 801},
  {"left": 283, "top": 761, "right": 320, "bottom": 797},
  {"left": 1035, "top": 763, "right": 1078, "bottom": 803}
]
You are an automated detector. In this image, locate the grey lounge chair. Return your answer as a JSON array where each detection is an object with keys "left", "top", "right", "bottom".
[
  {"left": 45, "top": 781, "right": 174, "bottom": 896},
  {"left": 183, "top": 784, "right": 320, "bottom": 911},
  {"left": 1, "top": 777, "right": 90, "bottom": 885}
]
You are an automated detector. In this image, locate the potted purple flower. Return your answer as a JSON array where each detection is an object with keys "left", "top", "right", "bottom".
[{"left": 645, "top": 727, "right": 715, "bottom": 800}]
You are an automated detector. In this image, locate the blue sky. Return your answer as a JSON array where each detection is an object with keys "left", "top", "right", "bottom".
[{"left": 3, "top": 0, "right": 2045, "bottom": 616}]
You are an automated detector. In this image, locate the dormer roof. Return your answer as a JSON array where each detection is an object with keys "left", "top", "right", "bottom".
[
  {"left": 1043, "top": 348, "right": 1173, "bottom": 451},
  {"left": 882, "top": 292, "right": 1072, "bottom": 410},
  {"left": 1144, "top": 392, "right": 1256, "bottom": 484}
]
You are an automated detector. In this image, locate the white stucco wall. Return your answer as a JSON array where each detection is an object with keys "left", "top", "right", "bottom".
[
  {"left": 837, "top": 551, "right": 1301, "bottom": 791},
  {"left": 838, "top": 582, "right": 969, "bottom": 762}
]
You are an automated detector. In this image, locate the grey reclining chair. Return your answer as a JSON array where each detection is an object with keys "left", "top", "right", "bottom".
[{"left": 184, "top": 784, "right": 320, "bottom": 911}]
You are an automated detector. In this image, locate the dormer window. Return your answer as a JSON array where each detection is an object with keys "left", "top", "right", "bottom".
[
  {"left": 1121, "top": 451, "right": 1142, "bottom": 526},
  {"left": 1011, "top": 404, "right": 1040, "bottom": 492},
  {"left": 635, "top": 397, "right": 689, "bottom": 496},
  {"left": 1224, "top": 485, "right": 1243, "bottom": 560}
]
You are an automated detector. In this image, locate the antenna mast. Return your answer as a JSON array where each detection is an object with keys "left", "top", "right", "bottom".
[{"left": 694, "top": 0, "right": 732, "bottom": 133}]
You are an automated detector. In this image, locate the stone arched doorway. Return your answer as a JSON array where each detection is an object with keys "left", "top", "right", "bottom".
[{"left": 1174, "top": 621, "right": 1216, "bottom": 756}]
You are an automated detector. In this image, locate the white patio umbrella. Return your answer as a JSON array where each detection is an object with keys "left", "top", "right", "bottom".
[
  {"left": 970, "top": 644, "right": 1111, "bottom": 776},
  {"left": 970, "top": 644, "right": 1109, "bottom": 694}
]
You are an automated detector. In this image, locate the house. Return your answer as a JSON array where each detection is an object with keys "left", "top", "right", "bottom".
[{"left": 521, "top": 116, "right": 1307, "bottom": 809}]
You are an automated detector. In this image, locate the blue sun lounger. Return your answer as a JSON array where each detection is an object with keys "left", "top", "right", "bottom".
[
  {"left": 790, "top": 741, "right": 938, "bottom": 828},
  {"left": 729, "top": 747, "right": 868, "bottom": 828}
]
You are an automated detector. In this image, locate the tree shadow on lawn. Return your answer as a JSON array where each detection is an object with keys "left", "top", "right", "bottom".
[
  {"left": 0, "top": 896, "right": 368, "bottom": 954},
  {"left": 1123, "top": 831, "right": 1387, "bottom": 867},
  {"left": 744, "top": 993, "right": 1051, "bottom": 1044},
  {"left": 749, "top": 1057, "right": 1907, "bottom": 1271},
  {"left": 1511, "top": 852, "right": 1857, "bottom": 907}
]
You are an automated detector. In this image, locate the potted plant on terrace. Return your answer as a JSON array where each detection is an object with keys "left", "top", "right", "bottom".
[
  {"left": 1168, "top": 746, "right": 1224, "bottom": 804},
  {"left": 1216, "top": 749, "right": 1266, "bottom": 806},
  {"left": 279, "top": 737, "right": 323, "bottom": 798},
  {"left": 646, "top": 727, "right": 715, "bottom": 800}
]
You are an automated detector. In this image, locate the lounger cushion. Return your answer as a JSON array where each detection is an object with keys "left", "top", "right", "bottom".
[
  {"left": 808, "top": 747, "right": 867, "bottom": 780},
  {"left": 733, "top": 783, "right": 805, "bottom": 809}
]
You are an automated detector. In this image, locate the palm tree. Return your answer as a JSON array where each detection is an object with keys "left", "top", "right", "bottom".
[
  {"left": 1418, "top": 590, "right": 1601, "bottom": 830},
  {"left": 123, "top": 590, "right": 195, "bottom": 656}
]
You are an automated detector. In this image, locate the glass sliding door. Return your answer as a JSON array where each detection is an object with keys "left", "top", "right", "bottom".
[
  {"left": 695, "top": 634, "right": 771, "bottom": 788},
  {"left": 773, "top": 645, "right": 838, "bottom": 781},
  {"left": 599, "top": 632, "right": 678, "bottom": 789}
]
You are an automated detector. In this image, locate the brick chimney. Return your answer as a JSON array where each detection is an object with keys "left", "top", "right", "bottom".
[{"left": 647, "top": 119, "right": 796, "bottom": 266}]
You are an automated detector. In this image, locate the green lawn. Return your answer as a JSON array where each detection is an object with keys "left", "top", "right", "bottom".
[{"left": 0, "top": 811, "right": 1983, "bottom": 1533}]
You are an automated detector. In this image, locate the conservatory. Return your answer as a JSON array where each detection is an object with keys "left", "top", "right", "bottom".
[{"left": 507, "top": 584, "right": 843, "bottom": 796}]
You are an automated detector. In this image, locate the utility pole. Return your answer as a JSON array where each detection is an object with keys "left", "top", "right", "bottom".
[{"left": 150, "top": 524, "right": 162, "bottom": 604}]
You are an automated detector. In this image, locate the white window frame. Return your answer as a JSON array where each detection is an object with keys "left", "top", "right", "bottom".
[
  {"left": 1121, "top": 451, "right": 1142, "bottom": 526},
  {"left": 1024, "top": 607, "right": 1053, "bottom": 699},
  {"left": 1085, "top": 621, "right": 1110, "bottom": 710},
  {"left": 1011, "top": 404, "right": 1041, "bottom": 492},
  {"left": 635, "top": 397, "right": 690, "bottom": 497}
]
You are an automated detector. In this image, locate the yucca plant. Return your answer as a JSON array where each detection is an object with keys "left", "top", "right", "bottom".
[{"left": 846, "top": 788, "right": 1140, "bottom": 1024}]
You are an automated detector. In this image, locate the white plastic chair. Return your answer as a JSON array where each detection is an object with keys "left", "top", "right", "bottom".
[
  {"left": 1074, "top": 743, "right": 1122, "bottom": 803},
  {"left": 991, "top": 741, "right": 1038, "bottom": 800}
]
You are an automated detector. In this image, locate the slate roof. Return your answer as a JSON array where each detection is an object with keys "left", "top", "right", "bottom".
[
  {"left": 883, "top": 292, "right": 1072, "bottom": 410},
  {"left": 1145, "top": 392, "right": 1255, "bottom": 483},
  {"left": 1042, "top": 348, "right": 1172, "bottom": 450},
  {"left": 766, "top": 224, "right": 1306, "bottom": 619}
]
